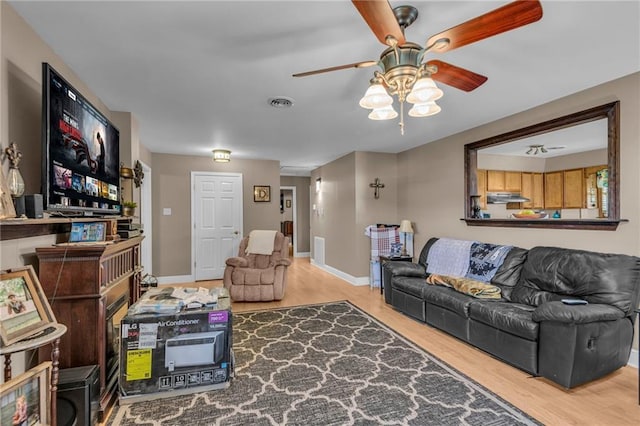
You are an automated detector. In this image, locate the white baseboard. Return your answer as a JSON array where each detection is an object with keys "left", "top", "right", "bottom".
[
  {"left": 629, "top": 348, "right": 638, "bottom": 368},
  {"left": 310, "top": 260, "right": 369, "bottom": 286},
  {"left": 295, "top": 252, "right": 310, "bottom": 258},
  {"left": 157, "top": 275, "right": 194, "bottom": 285}
]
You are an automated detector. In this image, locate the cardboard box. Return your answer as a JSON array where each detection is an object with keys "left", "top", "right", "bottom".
[{"left": 119, "top": 288, "right": 232, "bottom": 402}]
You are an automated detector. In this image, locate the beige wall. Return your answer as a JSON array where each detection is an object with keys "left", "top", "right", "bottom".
[
  {"left": 545, "top": 148, "right": 607, "bottom": 172},
  {"left": 311, "top": 152, "right": 397, "bottom": 278},
  {"left": 151, "top": 153, "right": 281, "bottom": 276},
  {"left": 311, "top": 153, "right": 356, "bottom": 274},
  {"left": 398, "top": 72, "right": 639, "bottom": 256},
  {"left": 280, "top": 176, "right": 311, "bottom": 253},
  {"left": 1, "top": 3, "right": 119, "bottom": 189}
]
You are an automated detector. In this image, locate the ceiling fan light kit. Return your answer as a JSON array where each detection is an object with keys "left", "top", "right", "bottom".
[
  {"left": 293, "top": 0, "right": 543, "bottom": 135},
  {"left": 368, "top": 105, "right": 398, "bottom": 121},
  {"left": 526, "top": 144, "right": 548, "bottom": 155},
  {"left": 359, "top": 79, "right": 393, "bottom": 109},
  {"left": 408, "top": 101, "right": 441, "bottom": 118}
]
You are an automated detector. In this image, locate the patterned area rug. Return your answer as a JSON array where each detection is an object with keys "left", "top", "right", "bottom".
[{"left": 110, "top": 301, "right": 540, "bottom": 425}]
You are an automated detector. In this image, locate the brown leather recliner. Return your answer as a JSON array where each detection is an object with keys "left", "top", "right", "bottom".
[{"left": 223, "top": 231, "right": 291, "bottom": 301}]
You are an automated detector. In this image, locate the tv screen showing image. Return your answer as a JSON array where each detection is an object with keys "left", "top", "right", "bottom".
[{"left": 42, "top": 63, "right": 121, "bottom": 215}]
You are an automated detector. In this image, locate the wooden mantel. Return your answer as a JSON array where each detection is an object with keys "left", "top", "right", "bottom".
[{"left": 0, "top": 216, "right": 126, "bottom": 241}]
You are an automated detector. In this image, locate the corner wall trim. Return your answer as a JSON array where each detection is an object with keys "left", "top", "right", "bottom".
[
  {"left": 310, "top": 260, "right": 369, "bottom": 286},
  {"left": 295, "top": 252, "right": 311, "bottom": 258}
]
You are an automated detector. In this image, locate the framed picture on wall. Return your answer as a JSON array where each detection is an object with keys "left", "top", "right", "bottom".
[
  {"left": 253, "top": 185, "right": 271, "bottom": 202},
  {"left": 0, "top": 266, "right": 56, "bottom": 347},
  {"left": 285, "top": 200, "right": 291, "bottom": 208},
  {"left": 0, "top": 361, "right": 52, "bottom": 425}
]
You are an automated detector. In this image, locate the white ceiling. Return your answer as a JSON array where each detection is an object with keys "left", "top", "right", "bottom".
[
  {"left": 480, "top": 118, "right": 608, "bottom": 158},
  {"left": 9, "top": 1, "right": 640, "bottom": 176}
]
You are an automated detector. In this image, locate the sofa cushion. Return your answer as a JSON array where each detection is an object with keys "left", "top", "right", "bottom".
[
  {"left": 511, "top": 247, "right": 640, "bottom": 314},
  {"left": 469, "top": 301, "right": 538, "bottom": 341},
  {"left": 490, "top": 247, "right": 528, "bottom": 301},
  {"left": 423, "top": 285, "right": 475, "bottom": 318}
]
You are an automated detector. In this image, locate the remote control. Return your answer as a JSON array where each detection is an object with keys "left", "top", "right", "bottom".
[{"left": 561, "top": 298, "right": 588, "bottom": 305}]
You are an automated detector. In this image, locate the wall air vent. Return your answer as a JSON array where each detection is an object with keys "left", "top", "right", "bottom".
[{"left": 268, "top": 97, "right": 294, "bottom": 108}]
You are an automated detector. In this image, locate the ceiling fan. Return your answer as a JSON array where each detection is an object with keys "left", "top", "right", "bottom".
[{"left": 293, "top": 0, "right": 543, "bottom": 134}]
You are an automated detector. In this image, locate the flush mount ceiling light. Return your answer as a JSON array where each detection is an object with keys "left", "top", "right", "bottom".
[
  {"left": 292, "top": 1, "right": 543, "bottom": 135},
  {"left": 212, "top": 149, "right": 231, "bottom": 162},
  {"left": 526, "top": 144, "right": 548, "bottom": 155}
]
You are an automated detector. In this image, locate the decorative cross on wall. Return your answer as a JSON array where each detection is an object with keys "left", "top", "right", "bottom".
[{"left": 369, "top": 177, "right": 385, "bottom": 199}]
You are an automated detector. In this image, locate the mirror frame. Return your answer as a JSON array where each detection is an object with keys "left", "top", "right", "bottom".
[{"left": 464, "top": 101, "right": 621, "bottom": 230}]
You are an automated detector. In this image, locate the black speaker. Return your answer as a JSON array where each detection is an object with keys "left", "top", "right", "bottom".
[
  {"left": 13, "top": 196, "right": 25, "bottom": 217},
  {"left": 57, "top": 365, "right": 100, "bottom": 426},
  {"left": 25, "top": 194, "right": 43, "bottom": 219}
]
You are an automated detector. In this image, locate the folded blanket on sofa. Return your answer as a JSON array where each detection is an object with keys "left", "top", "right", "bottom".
[
  {"left": 465, "top": 242, "right": 513, "bottom": 282},
  {"left": 426, "top": 274, "right": 502, "bottom": 299},
  {"left": 426, "top": 238, "right": 475, "bottom": 277}
]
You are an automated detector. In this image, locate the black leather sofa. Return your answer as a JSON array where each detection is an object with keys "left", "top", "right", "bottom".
[{"left": 383, "top": 237, "right": 640, "bottom": 388}]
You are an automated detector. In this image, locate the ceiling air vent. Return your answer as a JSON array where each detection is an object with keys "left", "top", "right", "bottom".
[{"left": 268, "top": 97, "right": 294, "bottom": 108}]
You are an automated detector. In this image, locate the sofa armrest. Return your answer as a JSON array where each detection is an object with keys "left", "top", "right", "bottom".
[
  {"left": 383, "top": 262, "right": 427, "bottom": 279},
  {"left": 225, "top": 257, "right": 249, "bottom": 268},
  {"left": 532, "top": 301, "right": 625, "bottom": 324}
]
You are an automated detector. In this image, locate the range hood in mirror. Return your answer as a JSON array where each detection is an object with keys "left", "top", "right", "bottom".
[{"left": 486, "top": 192, "right": 531, "bottom": 204}]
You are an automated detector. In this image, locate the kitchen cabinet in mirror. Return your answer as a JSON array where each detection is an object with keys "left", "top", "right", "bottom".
[{"left": 464, "top": 101, "right": 621, "bottom": 230}]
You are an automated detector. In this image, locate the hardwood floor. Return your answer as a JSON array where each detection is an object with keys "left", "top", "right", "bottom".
[{"left": 169, "top": 258, "right": 640, "bottom": 425}]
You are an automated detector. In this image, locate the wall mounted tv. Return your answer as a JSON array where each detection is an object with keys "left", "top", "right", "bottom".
[{"left": 42, "top": 63, "right": 121, "bottom": 216}]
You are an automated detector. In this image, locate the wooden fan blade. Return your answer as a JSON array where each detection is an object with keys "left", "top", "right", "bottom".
[
  {"left": 352, "top": 0, "right": 405, "bottom": 46},
  {"left": 426, "top": 0, "right": 543, "bottom": 53},
  {"left": 292, "top": 61, "right": 378, "bottom": 78},
  {"left": 427, "top": 60, "right": 488, "bottom": 92}
]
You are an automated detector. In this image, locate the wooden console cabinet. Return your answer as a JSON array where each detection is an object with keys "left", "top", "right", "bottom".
[{"left": 36, "top": 236, "right": 143, "bottom": 421}]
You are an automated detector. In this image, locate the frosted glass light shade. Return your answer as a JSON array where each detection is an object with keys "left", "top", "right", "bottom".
[
  {"left": 212, "top": 149, "right": 231, "bottom": 162},
  {"left": 368, "top": 105, "right": 398, "bottom": 120},
  {"left": 7, "top": 167, "right": 25, "bottom": 197},
  {"left": 359, "top": 83, "right": 393, "bottom": 109},
  {"left": 408, "top": 101, "right": 441, "bottom": 117},
  {"left": 407, "top": 77, "right": 443, "bottom": 104}
]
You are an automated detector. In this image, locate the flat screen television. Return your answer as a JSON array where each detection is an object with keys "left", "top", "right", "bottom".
[{"left": 41, "top": 63, "right": 121, "bottom": 216}]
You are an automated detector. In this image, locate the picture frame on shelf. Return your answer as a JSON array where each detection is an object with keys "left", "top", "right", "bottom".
[
  {"left": 0, "top": 266, "right": 56, "bottom": 347},
  {"left": 253, "top": 185, "right": 271, "bottom": 202},
  {"left": 285, "top": 199, "right": 291, "bottom": 208},
  {"left": 0, "top": 361, "right": 52, "bottom": 426}
]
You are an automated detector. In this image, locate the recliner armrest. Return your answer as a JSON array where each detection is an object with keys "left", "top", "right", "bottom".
[
  {"left": 225, "top": 257, "right": 249, "bottom": 268},
  {"left": 532, "top": 301, "right": 625, "bottom": 324},
  {"left": 274, "top": 259, "right": 292, "bottom": 267},
  {"left": 384, "top": 262, "right": 427, "bottom": 279}
]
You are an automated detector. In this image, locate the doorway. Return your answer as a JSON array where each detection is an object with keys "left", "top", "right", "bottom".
[
  {"left": 191, "top": 172, "right": 243, "bottom": 280},
  {"left": 280, "top": 186, "right": 297, "bottom": 257}
]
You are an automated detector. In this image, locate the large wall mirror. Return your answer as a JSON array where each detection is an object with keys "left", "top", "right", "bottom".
[{"left": 464, "top": 101, "right": 620, "bottom": 230}]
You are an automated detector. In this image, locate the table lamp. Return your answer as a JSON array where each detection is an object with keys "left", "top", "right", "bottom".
[{"left": 399, "top": 220, "right": 414, "bottom": 256}]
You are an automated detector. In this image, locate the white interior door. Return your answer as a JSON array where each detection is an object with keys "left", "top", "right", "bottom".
[{"left": 192, "top": 172, "right": 243, "bottom": 280}]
